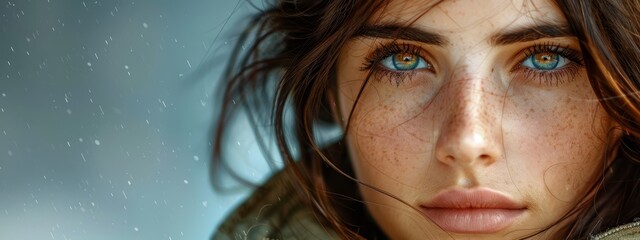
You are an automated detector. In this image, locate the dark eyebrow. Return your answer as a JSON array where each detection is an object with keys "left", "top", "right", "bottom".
[
  {"left": 492, "top": 24, "right": 574, "bottom": 45},
  {"left": 355, "top": 24, "right": 447, "bottom": 45}
]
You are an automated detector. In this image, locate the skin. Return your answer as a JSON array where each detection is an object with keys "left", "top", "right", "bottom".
[{"left": 335, "top": 0, "right": 619, "bottom": 239}]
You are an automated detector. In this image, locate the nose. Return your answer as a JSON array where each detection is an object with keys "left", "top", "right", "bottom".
[{"left": 435, "top": 71, "right": 503, "bottom": 167}]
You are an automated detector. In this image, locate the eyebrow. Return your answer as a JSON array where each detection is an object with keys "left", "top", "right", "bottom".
[
  {"left": 355, "top": 24, "right": 447, "bottom": 45},
  {"left": 355, "top": 23, "right": 574, "bottom": 46},
  {"left": 491, "top": 24, "right": 574, "bottom": 45}
]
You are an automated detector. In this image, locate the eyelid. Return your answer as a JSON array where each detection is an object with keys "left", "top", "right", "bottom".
[
  {"left": 509, "top": 41, "right": 584, "bottom": 72},
  {"left": 360, "top": 41, "right": 437, "bottom": 86},
  {"left": 362, "top": 41, "right": 436, "bottom": 73},
  {"left": 509, "top": 41, "right": 585, "bottom": 86}
]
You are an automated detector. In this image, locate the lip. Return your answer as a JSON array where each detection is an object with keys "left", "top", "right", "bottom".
[{"left": 420, "top": 188, "right": 526, "bottom": 233}]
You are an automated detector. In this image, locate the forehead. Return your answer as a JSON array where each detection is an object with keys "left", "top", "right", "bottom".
[{"left": 372, "top": 0, "right": 566, "bottom": 39}]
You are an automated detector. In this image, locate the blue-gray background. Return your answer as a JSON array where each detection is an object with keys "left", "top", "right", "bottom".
[{"left": 0, "top": 1, "right": 265, "bottom": 239}]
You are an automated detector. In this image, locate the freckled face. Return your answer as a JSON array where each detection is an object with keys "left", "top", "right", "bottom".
[{"left": 336, "top": 0, "right": 618, "bottom": 239}]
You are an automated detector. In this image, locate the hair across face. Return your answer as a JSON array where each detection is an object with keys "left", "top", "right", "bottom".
[
  {"left": 335, "top": 0, "right": 618, "bottom": 238},
  {"left": 215, "top": 0, "right": 640, "bottom": 239}
]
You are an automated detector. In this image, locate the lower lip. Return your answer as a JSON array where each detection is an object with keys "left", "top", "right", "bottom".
[{"left": 421, "top": 208, "right": 525, "bottom": 233}]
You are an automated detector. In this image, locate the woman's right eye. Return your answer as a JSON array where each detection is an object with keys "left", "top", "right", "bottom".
[
  {"left": 362, "top": 43, "right": 435, "bottom": 86},
  {"left": 380, "top": 52, "right": 430, "bottom": 71}
]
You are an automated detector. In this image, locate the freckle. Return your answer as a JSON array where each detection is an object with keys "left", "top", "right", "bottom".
[{"left": 392, "top": 152, "right": 399, "bottom": 164}]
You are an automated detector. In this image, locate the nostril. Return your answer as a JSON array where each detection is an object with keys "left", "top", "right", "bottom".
[
  {"left": 478, "top": 154, "right": 496, "bottom": 165},
  {"left": 445, "top": 156, "right": 455, "bottom": 163}
]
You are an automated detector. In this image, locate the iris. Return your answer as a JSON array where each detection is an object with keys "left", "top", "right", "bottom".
[
  {"left": 523, "top": 52, "right": 566, "bottom": 70},
  {"left": 380, "top": 53, "right": 428, "bottom": 71}
]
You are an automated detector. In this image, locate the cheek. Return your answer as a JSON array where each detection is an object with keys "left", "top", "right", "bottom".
[
  {"left": 541, "top": 162, "right": 594, "bottom": 202},
  {"left": 346, "top": 94, "right": 433, "bottom": 184},
  {"left": 505, "top": 88, "right": 610, "bottom": 204},
  {"left": 338, "top": 74, "right": 440, "bottom": 184}
]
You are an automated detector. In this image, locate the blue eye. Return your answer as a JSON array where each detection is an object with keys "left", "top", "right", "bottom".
[
  {"left": 522, "top": 52, "right": 568, "bottom": 70},
  {"left": 380, "top": 53, "right": 429, "bottom": 71}
]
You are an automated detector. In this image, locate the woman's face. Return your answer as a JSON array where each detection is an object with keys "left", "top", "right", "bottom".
[{"left": 336, "top": 0, "right": 618, "bottom": 239}]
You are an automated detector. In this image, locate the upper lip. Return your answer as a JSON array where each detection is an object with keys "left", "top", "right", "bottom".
[{"left": 421, "top": 188, "right": 526, "bottom": 209}]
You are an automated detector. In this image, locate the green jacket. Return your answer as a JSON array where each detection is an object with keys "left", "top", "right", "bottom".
[
  {"left": 213, "top": 170, "right": 640, "bottom": 240},
  {"left": 591, "top": 221, "right": 640, "bottom": 240},
  {"left": 213, "top": 170, "right": 338, "bottom": 240}
]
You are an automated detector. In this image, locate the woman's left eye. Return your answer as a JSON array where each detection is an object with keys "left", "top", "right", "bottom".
[
  {"left": 380, "top": 53, "right": 429, "bottom": 71},
  {"left": 521, "top": 52, "right": 568, "bottom": 71}
]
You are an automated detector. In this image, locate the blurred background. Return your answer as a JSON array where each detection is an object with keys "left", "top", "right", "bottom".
[{"left": 0, "top": 1, "right": 263, "bottom": 239}]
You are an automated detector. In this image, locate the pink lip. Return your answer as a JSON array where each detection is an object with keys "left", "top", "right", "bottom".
[{"left": 420, "top": 188, "right": 526, "bottom": 233}]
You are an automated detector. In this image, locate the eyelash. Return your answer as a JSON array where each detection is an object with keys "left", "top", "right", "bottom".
[
  {"left": 361, "top": 43, "right": 432, "bottom": 86},
  {"left": 361, "top": 42, "right": 585, "bottom": 87},
  {"left": 511, "top": 42, "right": 584, "bottom": 86}
]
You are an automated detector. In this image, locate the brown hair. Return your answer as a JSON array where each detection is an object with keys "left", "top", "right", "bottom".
[
  {"left": 213, "top": 0, "right": 640, "bottom": 239},
  {"left": 553, "top": 1, "right": 640, "bottom": 238}
]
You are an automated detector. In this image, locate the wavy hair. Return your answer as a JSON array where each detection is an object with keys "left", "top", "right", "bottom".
[{"left": 213, "top": 0, "right": 640, "bottom": 239}]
